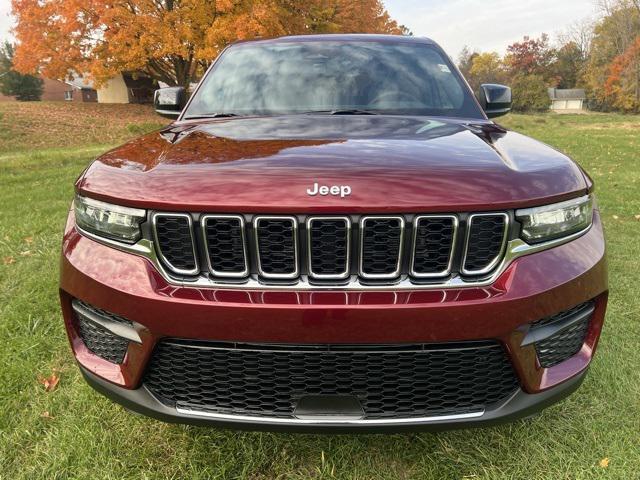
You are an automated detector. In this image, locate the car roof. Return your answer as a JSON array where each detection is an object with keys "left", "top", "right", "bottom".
[{"left": 230, "top": 34, "right": 437, "bottom": 47}]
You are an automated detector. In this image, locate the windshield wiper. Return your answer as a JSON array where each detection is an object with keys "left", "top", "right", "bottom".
[
  {"left": 183, "top": 113, "right": 241, "bottom": 119},
  {"left": 304, "top": 109, "right": 379, "bottom": 115}
]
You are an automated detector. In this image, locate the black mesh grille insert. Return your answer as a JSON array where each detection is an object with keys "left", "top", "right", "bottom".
[
  {"left": 144, "top": 341, "right": 519, "bottom": 419},
  {"left": 361, "top": 217, "right": 403, "bottom": 277},
  {"left": 463, "top": 214, "right": 507, "bottom": 274},
  {"left": 73, "top": 301, "right": 131, "bottom": 364},
  {"left": 412, "top": 216, "right": 456, "bottom": 276},
  {"left": 309, "top": 218, "right": 349, "bottom": 277},
  {"left": 256, "top": 218, "right": 297, "bottom": 276},
  {"left": 203, "top": 217, "right": 247, "bottom": 276},
  {"left": 534, "top": 304, "right": 593, "bottom": 368},
  {"left": 154, "top": 215, "right": 197, "bottom": 273},
  {"left": 532, "top": 302, "right": 594, "bottom": 329}
]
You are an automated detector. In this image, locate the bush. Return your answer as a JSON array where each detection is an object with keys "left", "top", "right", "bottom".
[
  {"left": 510, "top": 74, "right": 549, "bottom": 112},
  {"left": 0, "top": 42, "right": 44, "bottom": 101}
]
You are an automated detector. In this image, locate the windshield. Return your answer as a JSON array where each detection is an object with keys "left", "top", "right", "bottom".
[{"left": 184, "top": 40, "right": 484, "bottom": 119}]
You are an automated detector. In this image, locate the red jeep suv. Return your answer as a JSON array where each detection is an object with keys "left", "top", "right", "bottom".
[{"left": 60, "top": 35, "right": 607, "bottom": 432}]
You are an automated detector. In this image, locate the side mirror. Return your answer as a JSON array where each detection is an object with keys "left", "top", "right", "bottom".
[
  {"left": 477, "top": 84, "right": 511, "bottom": 118},
  {"left": 154, "top": 87, "right": 186, "bottom": 119}
]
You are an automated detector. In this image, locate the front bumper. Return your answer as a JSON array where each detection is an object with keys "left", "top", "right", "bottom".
[
  {"left": 60, "top": 209, "right": 608, "bottom": 431},
  {"left": 80, "top": 364, "right": 588, "bottom": 433}
]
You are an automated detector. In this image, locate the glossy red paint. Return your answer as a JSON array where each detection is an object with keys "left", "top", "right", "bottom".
[
  {"left": 60, "top": 208, "right": 607, "bottom": 394},
  {"left": 61, "top": 35, "right": 609, "bottom": 428},
  {"left": 77, "top": 116, "right": 588, "bottom": 213}
]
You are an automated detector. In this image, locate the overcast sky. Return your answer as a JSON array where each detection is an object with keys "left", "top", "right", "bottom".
[
  {"left": 385, "top": 0, "right": 599, "bottom": 57},
  {"left": 0, "top": 0, "right": 599, "bottom": 56}
]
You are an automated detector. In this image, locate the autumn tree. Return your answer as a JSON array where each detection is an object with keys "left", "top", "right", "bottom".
[
  {"left": 467, "top": 52, "right": 507, "bottom": 91},
  {"left": 504, "top": 34, "right": 556, "bottom": 81},
  {"left": 457, "top": 46, "right": 478, "bottom": 81},
  {"left": 585, "top": 0, "right": 640, "bottom": 110},
  {"left": 604, "top": 36, "right": 640, "bottom": 111},
  {"left": 0, "top": 41, "right": 43, "bottom": 101},
  {"left": 11, "top": 0, "right": 405, "bottom": 88}
]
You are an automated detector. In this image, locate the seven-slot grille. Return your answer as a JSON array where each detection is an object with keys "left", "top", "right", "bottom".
[
  {"left": 151, "top": 213, "right": 510, "bottom": 283},
  {"left": 143, "top": 340, "right": 520, "bottom": 420}
]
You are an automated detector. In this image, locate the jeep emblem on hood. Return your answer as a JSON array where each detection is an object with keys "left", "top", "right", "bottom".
[{"left": 306, "top": 182, "right": 352, "bottom": 198}]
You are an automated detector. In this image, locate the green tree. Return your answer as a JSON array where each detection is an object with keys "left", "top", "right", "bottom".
[
  {"left": 0, "top": 42, "right": 43, "bottom": 101},
  {"left": 551, "top": 41, "right": 587, "bottom": 88},
  {"left": 510, "top": 74, "right": 549, "bottom": 112},
  {"left": 467, "top": 52, "right": 507, "bottom": 91}
]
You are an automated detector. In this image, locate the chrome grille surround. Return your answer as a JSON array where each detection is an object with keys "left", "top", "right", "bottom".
[
  {"left": 78, "top": 210, "right": 592, "bottom": 291},
  {"left": 200, "top": 214, "right": 249, "bottom": 278},
  {"left": 254, "top": 216, "right": 299, "bottom": 279},
  {"left": 410, "top": 214, "right": 459, "bottom": 278},
  {"left": 151, "top": 213, "right": 199, "bottom": 276},
  {"left": 359, "top": 216, "right": 405, "bottom": 280},
  {"left": 461, "top": 213, "right": 509, "bottom": 276},
  {"left": 306, "top": 216, "right": 351, "bottom": 280}
]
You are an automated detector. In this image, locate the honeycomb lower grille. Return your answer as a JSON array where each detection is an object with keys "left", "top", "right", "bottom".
[
  {"left": 73, "top": 301, "right": 132, "bottom": 364},
  {"left": 143, "top": 340, "right": 519, "bottom": 419},
  {"left": 534, "top": 303, "right": 593, "bottom": 368}
]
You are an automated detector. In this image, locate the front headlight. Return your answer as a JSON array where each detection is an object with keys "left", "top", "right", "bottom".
[
  {"left": 74, "top": 194, "right": 146, "bottom": 244},
  {"left": 516, "top": 195, "right": 593, "bottom": 244}
]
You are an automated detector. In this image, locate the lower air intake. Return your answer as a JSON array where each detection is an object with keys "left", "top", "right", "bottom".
[
  {"left": 73, "top": 301, "right": 132, "bottom": 364},
  {"left": 534, "top": 302, "right": 593, "bottom": 368},
  {"left": 144, "top": 340, "right": 519, "bottom": 419}
]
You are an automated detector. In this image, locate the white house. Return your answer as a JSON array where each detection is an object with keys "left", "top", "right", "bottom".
[{"left": 548, "top": 88, "right": 587, "bottom": 112}]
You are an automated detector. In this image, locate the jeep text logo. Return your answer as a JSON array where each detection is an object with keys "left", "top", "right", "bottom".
[{"left": 306, "top": 182, "right": 351, "bottom": 198}]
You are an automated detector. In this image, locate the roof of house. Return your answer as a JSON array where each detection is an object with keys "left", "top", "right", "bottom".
[
  {"left": 548, "top": 88, "right": 586, "bottom": 100},
  {"left": 65, "top": 74, "right": 95, "bottom": 90}
]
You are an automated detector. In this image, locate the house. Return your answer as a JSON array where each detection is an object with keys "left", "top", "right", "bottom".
[
  {"left": 97, "top": 72, "right": 157, "bottom": 104},
  {"left": 548, "top": 88, "right": 587, "bottom": 112},
  {"left": 0, "top": 76, "right": 97, "bottom": 102},
  {"left": 64, "top": 76, "right": 98, "bottom": 102}
]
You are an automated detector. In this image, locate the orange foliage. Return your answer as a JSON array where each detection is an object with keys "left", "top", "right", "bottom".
[
  {"left": 11, "top": 0, "right": 404, "bottom": 87},
  {"left": 604, "top": 36, "right": 640, "bottom": 112}
]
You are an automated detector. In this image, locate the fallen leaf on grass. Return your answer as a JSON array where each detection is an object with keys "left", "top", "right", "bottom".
[
  {"left": 599, "top": 458, "right": 610, "bottom": 468},
  {"left": 24, "top": 236, "right": 34, "bottom": 244},
  {"left": 635, "top": 215, "right": 640, "bottom": 221},
  {"left": 19, "top": 250, "right": 33, "bottom": 257},
  {"left": 38, "top": 374, "right": 60, "bottom": 392},
  {"left": 41, "top": 411, "right": 55, "bottom": 419},
  {"left": 612, "top": 215, "right": 619, "bottom": 220},
  {"left": 2, "top": 256, "right": 15, "bottom": 265}
]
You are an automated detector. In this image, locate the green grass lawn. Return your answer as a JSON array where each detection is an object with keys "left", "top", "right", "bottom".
[{"left": 1, "top": 109, "right": 639, "bottom": 479}]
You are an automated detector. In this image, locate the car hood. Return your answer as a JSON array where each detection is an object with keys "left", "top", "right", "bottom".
[{"left": 78, "top": 115, "right": 588, "bottom": 212}]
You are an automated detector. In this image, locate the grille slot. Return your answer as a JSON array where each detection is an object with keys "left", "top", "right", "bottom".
[
  {"left": 462, "top": 213, "right": 508, "bottom": 275},
  {"left": 144, "top": 340, "right": 520, "bottom": 419},
  {"left": 153, "top": 214, "right": 198, "bottom": 275},
  {"left": 73, "top": 301, "right": 132, "bottom": 364},
  {"left": 202, "top": 215, "right": 248, "bottom": 277},
  {"left": 307, "top": 217, "right": 350, "bottom": 279},
  {"left": 360, "top": 216, "right": 404, "bottom": 279},
  {"left": 534, "top": 303, "right": 593, "bottom": 368},
  {"left": 254, "top": 216, "right": 298, "bottom": 279},
  {"left": 411, "top": 215, "right": 458, "bottom": 277}
]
